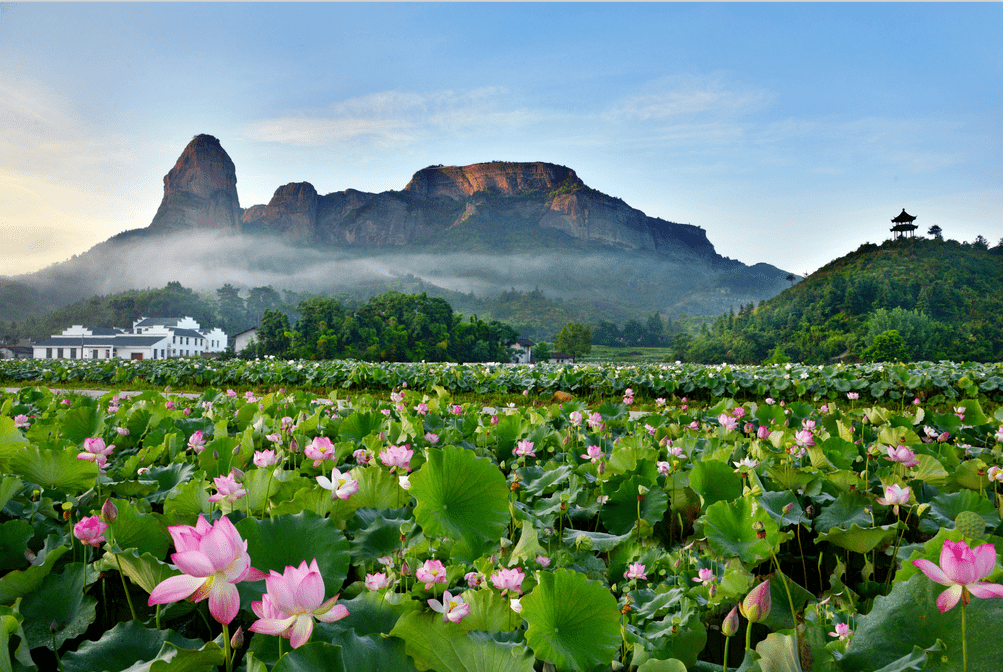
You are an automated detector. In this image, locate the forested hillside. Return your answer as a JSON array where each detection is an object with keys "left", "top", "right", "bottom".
[{"left": 678, "top": 237, "right": 1003, "bottom": 364}]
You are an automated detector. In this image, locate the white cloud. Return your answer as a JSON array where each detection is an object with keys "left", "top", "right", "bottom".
[{"left": 608, "top": 77, "right": 770, "bottom": 122}]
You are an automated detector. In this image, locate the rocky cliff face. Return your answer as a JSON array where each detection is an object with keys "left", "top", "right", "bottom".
[
  {"left": 404, "top": 162, "right": 580, "bottom": 200},
  {"left": 144, "top": 139, "right": 726, "bottom": 262},
  {"left": 148, "top": 135, "right": 241, "bottom": 233}
]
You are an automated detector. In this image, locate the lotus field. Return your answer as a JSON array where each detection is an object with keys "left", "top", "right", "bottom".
[{"left": 2, "top": 359, "right": 1003, "bottom": 671}]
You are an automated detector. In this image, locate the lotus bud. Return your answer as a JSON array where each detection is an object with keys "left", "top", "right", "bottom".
[
  {"left": 782, "top": 502, "right": 794, "bottom": 515},
  {"left": 100, "top": 498, "right": 118, "bottom": 523},
  {"left": 739, "top": 580, "right": 772, "bottom": 623},
  {"left": 25, "top": 548, "right": 37, "bottom": 563},
  {"left": 721, "top": 606, "right": 740, "bottom": 637},
  {"left": 230, "top": 626, "right": 243, "bottom": 649},
  {"left": 232, "top": 445, "right": 241, "bottom": 455}
]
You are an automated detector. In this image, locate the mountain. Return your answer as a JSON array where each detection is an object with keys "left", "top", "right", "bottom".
[
  {"left": 677, "top": 237, "right": 1003, "bottom": 364},
  {"left": 1, "top": 134, "right": 794, "bottom": 326}
]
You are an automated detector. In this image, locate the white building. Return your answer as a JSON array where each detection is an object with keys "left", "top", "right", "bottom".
[
  {"left": 512, "top": 338, "right": 534, "bottom": 364},
  {"left": 32, "top": 318, "right": 228, "bottom": 361},
  {"left": 232, "top": 326, "right": 259, "bottom": 353}
]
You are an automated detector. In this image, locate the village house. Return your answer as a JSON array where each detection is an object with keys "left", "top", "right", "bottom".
[{"left": 32, "top": 317, "right": 228, "bottom": 361}]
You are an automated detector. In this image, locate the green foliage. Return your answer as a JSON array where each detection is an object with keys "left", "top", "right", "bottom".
[
  {"left": 531, "top": 341, "right": 552, "bottom": 362},
  {"left": 555, "top": 323, "right": 592, "bottom": 362},
  {"left": 863, "top": 330, "right": 910, "bottom": 363},
  {"left": 679, "top": 238, "right": 1003, "bottom": 364}
]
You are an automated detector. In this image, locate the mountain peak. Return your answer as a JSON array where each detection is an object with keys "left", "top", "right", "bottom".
[
  {"left": 148, "top": 134, "right": 241, "bottom": 232},
  {"left": 403, "top": 161, "right": 582, "bottom": 200}
]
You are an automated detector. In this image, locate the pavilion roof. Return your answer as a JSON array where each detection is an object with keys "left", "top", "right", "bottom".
[{"left": 891, "top": 209, "right": 916, "bottom": 224}]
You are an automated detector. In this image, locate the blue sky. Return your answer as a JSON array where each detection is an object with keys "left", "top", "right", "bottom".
[{"left": 2, "top": 3, "right": 1000, "bottom": 278}]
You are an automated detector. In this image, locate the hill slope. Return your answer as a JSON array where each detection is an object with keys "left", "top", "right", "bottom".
[{"left": 679, "top": 237, "right": 1003, "bottom": 364}]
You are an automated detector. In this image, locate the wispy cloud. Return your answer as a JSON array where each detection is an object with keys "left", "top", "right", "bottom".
[
  {"left": 245, "top": 87, "right": 541, "bottom": 148},
  {"left": 607, "top": 76, "right": 770, "bottom": 122}
]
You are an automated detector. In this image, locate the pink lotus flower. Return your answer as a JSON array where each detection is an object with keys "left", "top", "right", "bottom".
[
  {"left": 398, "top": 474, "right": 411, "bottom": 491},
  {"left": 491, "top": 567, "right": 525, "bottom": 595},
  {"left": 379, "top": 444, "right": 413, "bottom": 473},
  {"left": 249, "top": 559, "right": 349, "bottom": 648},
  {"left": 732, "top": 406, "right": 747, "bottom": 418},
  {"left": 657, "top": 461, "right": 671, "bottom": 475},
  {"left": 733, "top": 457, "right": 759, "bottom": 471},
  {"left": 465, "top": 571, "right": 484, "bottom": 588},
  {"left": 884, "top": 444, "right": 919, "bottom": 468},
  {"left": 668, "top": 445, "right": 687, "bottom": 460},
  {"left": 304, "top": 437, "right": 336, "bottom": 467},
  {"left": 365, "top": 572, "right": 390, "bottom": 590},
  {"left": 655, "top": 398, "right": 666, "bottom": 407},
  {"left": 988, "top": 466, "right": 1003, "bottom": 483},
  {"left": 253, "top": 449, "right": 278, "bottom": 468},
  {"left": 416, "top": 559, "right": 448, "bottom": 590},
  {"left": 188, "top": 431, "right": 206, "bottom": 454},
  {"left": 581, "top": 445, "right": 603, "bottom": 463},
  {"left": 148, "top": 514, "right": 266, "bottom": 624},
  {"left": 718, "top": 413, "right": 738, "bottom": 431},
  {"left": 316, "top": 469, "right": 359, "bottom": 500},
  {"left": 226, "top": 389, "right": 237, "bottom": 398},
  {"left": 625, "top": 563, "right": 647, "bottom": 581},
  {"left": 876, "top": 483, "right": 911, "bottom": 515},
  {"left": 451, "top": 405, "right": 463, "bottom": 416},
  {"left": 414, "top": 402, "right": 428, "bottom": 415},
  {"left": 847, "top": 392, "right": 859, "bottom": 400},
  {"left": 209, "top": 473, "right": 247, "bottom": 503},
  {"left": 912, "top": 540, "right": 1003, "bottom": 613},
  {"left": 569, "top": 411, "right": 583, "bottom": 427},
  {"left": 645, "top": 424, "right": 657, "bottom": 436},
  {"left": 995, "top": 425, "right": 1003, "bottom": 443},
  {"left": 794, "top": 429, "right": 815, "bottom": 448},
  {"left": 514, "top": 440, "right": 536, "bottom": 458},
  {"left": 13, "top": 414, "right": 30, "bottom": 429},
  {"left": 353, "top": 448, "right": 372, "bottom": 465},
  {"left": 428, "top": 590, "right": 471, "bottom": 624},
  {"left": 116, "top": 426, "right": 130, "bottom": 436},
  {"left": 77, "top": 437, "right": 114, "bottom": 472},
  {"left": 73, "top": 515, "right": 108, "bottom": 547},
  {"left": 424, "top": 432, "right": 439, "bottom": 445},
  {"left": 587, "top": 412, "right": 604, "bottom": 429},
  {"left": 692, "top": 568, "right": 716, "bottom": 586},
  {"left": 757, "top": 426, "right": 770, "bottom": 440},
  {"left": 536, "top": 554, "right": 551, "bottom": 567},
  {"left": 829, "top": 622, "right": 853, "bottom": 641}
]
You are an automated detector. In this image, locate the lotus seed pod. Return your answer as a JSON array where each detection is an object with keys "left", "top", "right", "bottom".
[
  {"left": 954, "top": 511, "right": 986, "bottom": 539},
  {"left": 575, "top": 534, "right": 593, "bottom": 551}
]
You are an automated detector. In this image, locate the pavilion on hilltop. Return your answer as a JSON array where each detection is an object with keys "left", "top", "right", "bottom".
[{"left": 890, "top": 209, "right": 918, "bottom": 240}]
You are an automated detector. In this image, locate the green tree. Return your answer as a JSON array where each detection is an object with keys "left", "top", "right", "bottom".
[
  {"left": 555, "top": 322, "right": 592, "bottom": 362},
  {"left": 863, "top": 329, "right": 909, "bottom": 363},
  {"left": 216, "top": 284, "right": 247, "bottom": 333},
  {"left": 928, "top": 225, "right": 943, "bottom": 240},
  {"left": 255, "top": 309, "right": 292, "bottom": 358},
  {"left": 531, "top": 341, "right": 552, "bottom": 362}
]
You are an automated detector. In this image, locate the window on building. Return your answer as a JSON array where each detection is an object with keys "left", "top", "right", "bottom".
[
  {"left": 70, "top": 348, "right": 76, "bottom": 359},
  {"left": 92, "top": 350, "right": 98, "bottom": 359},
  {"left": 46, "top": 348, "right": 52, "bottom": 358},
  {"left": 57, "top": 348, "right": 64, "bottom": 358}
]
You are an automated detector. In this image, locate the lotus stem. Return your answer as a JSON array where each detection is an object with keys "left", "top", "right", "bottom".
[
  {"left": 769, "top": 547, "right": 799, "bottom": 667},
  {"left": 723, "top": 634, "right": 730, "bottom": 672},
  {"left": 961, "top": 596, "right": 968, "bottom": 672},
  {"left": 222, "top": 622, "right": 233, "bottom": 672},
  {"left": 114, "top": 553, "right": 138, "bottom": 621},
  {"left": 884, "top": 506, "right": 913, "bottom": 593}
]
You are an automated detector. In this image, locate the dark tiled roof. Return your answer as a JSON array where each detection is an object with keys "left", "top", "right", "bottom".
[
  {"left": 172, "top": 329, "right": 204, "bottom": 340},
  {"left": 35, "top": 337, "right": 118, "bottom": 347},
  {"left": 134, "top": 318, "right": 182, "bottom": 327},
  {"left": 516, "top": 338, "right": 534, "bottom": 347}
]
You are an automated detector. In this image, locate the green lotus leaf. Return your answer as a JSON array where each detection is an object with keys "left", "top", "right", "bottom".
[
  {"left": 390, "top": 611, "right": 535, "bottom": 672},
  {"left": 161, "top": 478, "right": 213, "bottom": 525},
  {"left": 59, "top": 400, "right": 106, "bottom": 445},
  {"left": 236, "top": 511, "right": 350, "bottom": 600},
  {"left": 600, "top": 475, "right": 669, "bottom": 536},
  {"left": 10, "top": 446, "right": 98, "bottom": 494},
  {"left": 336, "top": 590, "right": 420, "bottom": 637},
  {"left": 411, "top": 445, "right": 509, "bottom": 562},
  {"left": 689, "top": 460, "right": 743, "bottom": 506},
  {"left": 457, "top": 587, "right": 519, "bottom": 632},
  {"left": 339, "top": 411, "right": 383, "bottom": 442},
  {"left": 816, "top": 523, "right": 901, "bottom": 555},
  {"left": 0, "top": 544, "right": 68, "bottom": 604},
  {"left": 839, "top": 573, "right": 1003, "bottom": 671},
  {"left": 0, "top": 417, "right": 29, "bottom": 467},
  {"left": 561, "top": 529, "right": 634, "bottom": 553},
  {"left": 522, "top": 568, "right": 621, "bottom": 672},
  {"left": 106, "top": 498, "right": 171, "bottom": 560},
  {"left": 61, "top": 620, "right": 210, "bottom": 672},
  {"left": 0, "top": 520, "right": 32, "bottom": 572},
  {"left": 637, "top": 660, "right": 688, "bottom": 672},
  {"left": 699, "top": 497, "right": 779, "bottom": 565},
  {"left": 917, "top": 490, "right": 1000, "bottom": 536},
  {"left": 758, "top": 491, "right": 805, "bottom": 528},
  {"left": 271, "top": 642, "right": 346, "bottom": 672},
  {"left": 352, "top": 464, "right": 408, "bottom": 510},
  {"left": 99, "top": 549, "right": 180, "bottom": 596},
  {"left": 755, "top": 632, "right": 801, "bottom": 672},
  {"left": 913, "top": 454, "right": 949, "bottom": 488},
  {"left": 347, "top": 507, "right": 410, "bottom": 567},
  {"left": 20, "top": 562, "right": 97, "bottom": 650},
  {"left": 813, "top": 493, "right": 872, "bottom": 532},
  {"left": 322, "top": 630, "right": 420, "bottom": 672}
]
